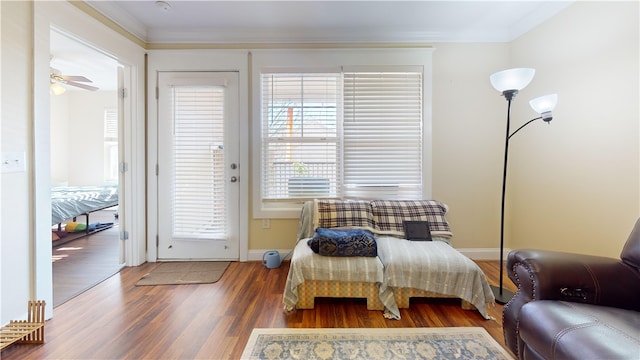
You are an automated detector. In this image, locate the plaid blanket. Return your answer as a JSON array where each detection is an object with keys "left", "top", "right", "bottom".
[
  {"left": 371, "top": 200, "right": 452, "bottom": 238},
  {"left": 313, "top": 199, "right": 375, "bottom": 231}
]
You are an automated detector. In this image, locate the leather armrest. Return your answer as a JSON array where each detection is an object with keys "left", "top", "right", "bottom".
[
  {"left": 502, "top": 249, "right": 640, "bottom": 357},
  {"left": 506, "top": 249, "right": 640, "bottom": 310}
]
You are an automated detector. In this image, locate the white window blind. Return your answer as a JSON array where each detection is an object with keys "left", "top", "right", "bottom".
[
  {"left": 103, "top": 108, "right": 118, "bottom": 183},
  {"left": 104, "top": 108, "right": 118, "bottom": 141},
  {"left": 172, "top": 86, "right": 227, "bottom": 238},
  {"left": 343, "top": 72, "right": 423, "bottom": 199},
  {"left": 261, "top": 73, "right": 340, "bottom": 200},
  {"left": 260, "top": 69, "right": 423, "bottom": 201}
]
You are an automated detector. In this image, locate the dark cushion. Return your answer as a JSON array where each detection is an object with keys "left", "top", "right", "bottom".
[
  {"left": 621, "top": 218, "right": 640, "bottom": 270},
  {"left": 308, "top": 228, "right": 377, "bottom": 257},
  {"left": 519, "top": 301, "right": 640, "bottom": 360}
]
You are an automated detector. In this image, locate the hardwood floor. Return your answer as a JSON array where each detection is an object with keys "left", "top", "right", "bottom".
[
  {"left": 2, "top": 259, "right": 517, "bottom": 359},
  {"left": 52, "top": 208, "right": 123, "bottom": 307}
]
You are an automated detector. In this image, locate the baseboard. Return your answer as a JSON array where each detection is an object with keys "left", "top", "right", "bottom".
[
  {"left": 456, "top": 248, "right": 513, "bottom": 260},
  {"left": 248, "top": 247, "right": 512, "bottom": 262}
]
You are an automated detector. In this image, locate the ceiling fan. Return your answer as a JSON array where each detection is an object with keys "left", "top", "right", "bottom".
[{"left": 50, "top": 67, "right": 99, "bottom": 92}]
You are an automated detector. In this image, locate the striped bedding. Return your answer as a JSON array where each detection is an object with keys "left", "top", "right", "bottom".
[
  {"left": 376, "top": 236, "right": 494, "bottom": 319},
  {"left": 284, "top": 199, "right": 495, "bottom": 320},
  {"left": 282, "top": 238, "right": 397, "bottom": 316}
]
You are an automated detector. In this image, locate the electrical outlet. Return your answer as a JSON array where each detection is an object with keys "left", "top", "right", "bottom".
[
  {"left": 262, "top": 219, "right": 271, "bottom": 229},
  {"left": 1, "top": 152, "right": 26, "bottom": 173}
]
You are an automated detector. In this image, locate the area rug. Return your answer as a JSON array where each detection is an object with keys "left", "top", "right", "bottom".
[
  {"left": 241, "top": 327, "right": 514, "bottom": 360},
  {"left": 135, "top": 261, "right": 230, "bottom": 286}
]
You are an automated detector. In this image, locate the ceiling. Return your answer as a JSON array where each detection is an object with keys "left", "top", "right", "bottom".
[
  {"left": 86, "top": 0, "right": 573, "bottom": 44},
  {"left": 51, "top": 1, "right": 573, "bottom": 92}
]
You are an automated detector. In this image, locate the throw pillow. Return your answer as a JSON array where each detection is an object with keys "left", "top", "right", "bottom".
[{"left": 308, "top": 228, "right": 377, "bottom": 257}]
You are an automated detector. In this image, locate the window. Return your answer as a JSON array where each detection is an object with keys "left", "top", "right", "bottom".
[
  {"left": 170, "top": 85, "right": 227, "bottom": 238},
  {"left": 261, "top": 73, "right": 340, "bottom": 200},
  {"left": 252, "top": 49, "right": 433, "bottom": 218},
  {"left": 103, "top": 108, "right": 118, "bottom": 183},
  {"left": 342, "top": 71, "right": 423, "bottom": 199}
]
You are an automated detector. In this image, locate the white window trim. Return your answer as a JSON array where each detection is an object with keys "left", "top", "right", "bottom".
[{"left": 251, "top": 48, "right": 434, "bottom": 219}]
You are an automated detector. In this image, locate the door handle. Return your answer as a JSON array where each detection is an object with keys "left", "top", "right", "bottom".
[{"left": 230, "top": 176, "right": 238, "bottom": 183}]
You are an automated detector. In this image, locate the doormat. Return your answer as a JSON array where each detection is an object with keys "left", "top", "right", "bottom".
[
  {"left": 241, "top": 327, "right": 513, "bottom": 360},
  {"left": 135, "top": 261, "right": 230, "bottom": 286}
]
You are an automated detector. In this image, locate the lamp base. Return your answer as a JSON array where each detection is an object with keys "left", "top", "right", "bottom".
[{"left": 490, "top": 285, "right": 515, "bottom": 305}]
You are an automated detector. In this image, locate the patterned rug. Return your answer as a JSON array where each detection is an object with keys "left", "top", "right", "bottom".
[{"left": 241, "top": 327, "right": 514, "bottom": 360}]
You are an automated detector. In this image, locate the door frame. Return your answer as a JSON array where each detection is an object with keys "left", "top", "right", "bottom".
[
  {"left": 156, "top": 71, "right": 240, "bottom": 260},
  {"left": 146, "top": 50, "right": 249, "bottom": 262},
  {"left": 33, "top": 1, "right": 147, "bottom": 318}
]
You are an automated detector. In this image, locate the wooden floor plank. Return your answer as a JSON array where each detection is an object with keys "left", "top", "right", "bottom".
[
  {"left": 1, "top": 259, "right": 517, "bottom": 359},
  {"left": 52, "top": 208, "right": 122, "bottom": 307}
]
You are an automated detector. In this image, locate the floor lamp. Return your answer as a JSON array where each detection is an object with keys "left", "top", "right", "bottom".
[{"left": 489, "top": 68, "right": 558, "bottom": 304}]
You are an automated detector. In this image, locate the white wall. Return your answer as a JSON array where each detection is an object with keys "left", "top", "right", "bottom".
[
  {"left": 1, "top": 0, "right": 146, "bottom": 325},
  {"left": 1, "top": 0, "right": 34, "bottom": 325},
  {"left": 50, "top": 94, "right": 70, "bottom": 184},
  {"left": 51, "top": 91, "right": 117, "bottom": 185}
]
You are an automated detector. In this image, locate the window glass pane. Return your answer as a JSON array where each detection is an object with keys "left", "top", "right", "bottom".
[{"left": 261, "top": 73, "right": 340, "bottom": 199}]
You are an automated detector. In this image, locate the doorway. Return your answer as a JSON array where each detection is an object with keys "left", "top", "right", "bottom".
[
  {"left": 49, "top": 28, "right": 124, "bottom": 306},
  {"left": 156, "top": 71, "right": 240, "bottom": 261}
]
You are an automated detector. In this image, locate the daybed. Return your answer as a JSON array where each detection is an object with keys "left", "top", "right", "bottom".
[
  {"left": 283, "top": 199, "right": 495, "bottom": 319},
  {"left": 51, "top": 184, "right": 118, "bottom": 230},
  {"left": 51, "top": 185, "right": 118, "bottom": 246}
]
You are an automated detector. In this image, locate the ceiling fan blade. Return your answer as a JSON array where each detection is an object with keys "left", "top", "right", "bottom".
[
  {"left": 65, "top": 81, "right": 99, "bottom": 91},
  {"left": 58, "top": 75, "right": 93, "bottom": 83}
]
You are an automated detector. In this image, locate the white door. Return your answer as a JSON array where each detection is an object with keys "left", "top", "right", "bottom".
[{"left": 157, "top": 71, "right": 240, "bottom": 260}]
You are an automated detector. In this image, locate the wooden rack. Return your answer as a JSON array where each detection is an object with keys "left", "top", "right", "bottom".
[{"left": 0, "top": 300, "right": 46, "bottom": 350}]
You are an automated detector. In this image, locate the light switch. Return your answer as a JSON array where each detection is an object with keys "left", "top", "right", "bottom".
[{"left": 2, "top": 152, "right": 26, "bottom": 173}]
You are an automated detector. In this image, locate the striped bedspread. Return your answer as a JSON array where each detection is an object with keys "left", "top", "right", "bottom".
[
  {"left": 51, "top": 185, "right": 118, "bottom": 225},
  {"left": 376, "top": 236, "right": 495, "bottom": 319}
]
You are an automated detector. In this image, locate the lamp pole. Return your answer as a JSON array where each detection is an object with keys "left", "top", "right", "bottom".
[
  {"left": 488, "top": 69, "right": 558, "bottom": 305},
  {"left": 492, "top": 92, "right": 516, "bottom": 305}
]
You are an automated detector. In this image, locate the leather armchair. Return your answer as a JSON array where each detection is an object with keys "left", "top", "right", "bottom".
[{"left": 503, "top": 218, "right": 640, "bottom": 359}]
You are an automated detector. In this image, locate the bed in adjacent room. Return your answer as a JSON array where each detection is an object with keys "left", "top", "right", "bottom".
[{"left": 51, "top": 184, "right": 118, "bottom": 234}]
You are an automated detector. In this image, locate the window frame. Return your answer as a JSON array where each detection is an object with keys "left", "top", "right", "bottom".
[{"left": 251, "top": 48, "right": 434, "bottom": 219}]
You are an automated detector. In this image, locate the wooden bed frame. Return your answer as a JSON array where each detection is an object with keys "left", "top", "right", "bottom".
[{"left": 296, "top": 280, "right": 475, "bottom": 312}]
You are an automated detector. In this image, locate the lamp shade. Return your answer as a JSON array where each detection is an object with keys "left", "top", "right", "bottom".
[
  {"left": 490, "top": 68, "right": 535, "bottom": 92},
  {"left": 529, "top": 94, "right": 558, "bottom": 114}
]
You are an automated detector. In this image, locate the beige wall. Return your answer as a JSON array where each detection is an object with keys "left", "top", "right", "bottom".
[
  {"left": 431, "top": 43, "right": 510, "bottom": 249},
  {"left": 508, "top": 1, "right": 639, "bottom": 257},
  {"left": 246, "top": 2, "right": 639, "bottom": 258}
]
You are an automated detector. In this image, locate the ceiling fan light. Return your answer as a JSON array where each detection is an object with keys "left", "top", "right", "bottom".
[
  {"left": 490, "top": 68, "right": 536, "bottom": 92},
  {"left": 50, "top": 82, "right": 66, "bottom": 95}
]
